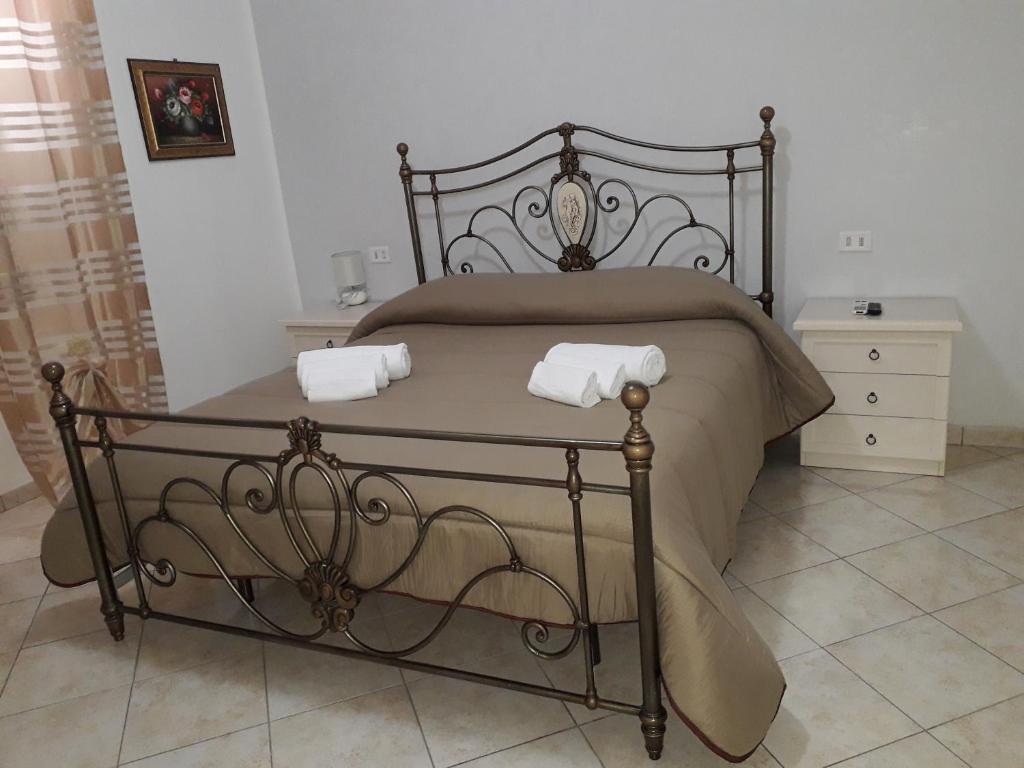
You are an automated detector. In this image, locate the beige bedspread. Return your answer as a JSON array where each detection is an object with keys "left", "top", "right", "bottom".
[{"left": 41, "top": 267, "right": 832, "bottom": 760}]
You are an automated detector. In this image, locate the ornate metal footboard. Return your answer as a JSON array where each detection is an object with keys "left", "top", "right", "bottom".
[{"left": 43, "top": 362, "right": 668, "bottom": 760}]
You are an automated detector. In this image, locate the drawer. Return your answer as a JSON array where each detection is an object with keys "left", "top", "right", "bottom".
[
  {"left": 802, "top": 331, "right": 952, "bottom": 375},
  {"left": 802, "top": 414, "right": 946, "bottom": 461},
  {"left": 290, "top": 330, "right": 351, "bottom": 357},
  {"left": 823, "top": 372, "right": 949, "bottom": 419}
]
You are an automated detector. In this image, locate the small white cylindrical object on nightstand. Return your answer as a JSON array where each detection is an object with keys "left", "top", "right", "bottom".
[{"left": 331, "top": 251, "right": 367, "bottom": 307}]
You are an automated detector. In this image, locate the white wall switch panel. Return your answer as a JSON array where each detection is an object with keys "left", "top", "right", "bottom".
[
  {"left": 839, "top": 230, "right": 872, "bottom": 252},
  {"left": 369, "top": 245, "right": 391, "bottom": 263}
]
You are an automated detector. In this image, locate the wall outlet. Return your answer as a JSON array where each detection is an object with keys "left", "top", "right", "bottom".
[
  {"left": 839, "top": 230, "right": 872, "bottom": 252},
  {"left": 368, "top": 245, "right": 391, "bottom": 264}
]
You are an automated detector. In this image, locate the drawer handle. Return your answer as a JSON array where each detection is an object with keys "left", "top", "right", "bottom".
[
  {"left": 866, "top": 392, "right": 878, "bottom": 404},
  {"left": 868, "top": 348, "right": 880, "bottom": 361},
  {"left": 326, "top": 339, "right": 334, "bottom": 349},
  {"left": 865, "top": 433, "right": 877, "bottom": 446}
]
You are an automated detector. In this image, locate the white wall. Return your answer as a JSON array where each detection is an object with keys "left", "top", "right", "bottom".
[
  {"left": 0, "top": 420, "right": 31, "bottom": 496},
  {"left": 250, "top": 0, "right": 1024, "bottom": 428},
  {"left": 95, "top": 0, "right": 300, "bottom": 411}
]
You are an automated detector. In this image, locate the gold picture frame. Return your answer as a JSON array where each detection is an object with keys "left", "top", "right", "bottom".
[{"left": 127, "top": 59, "right": 234, "bottom": 161}]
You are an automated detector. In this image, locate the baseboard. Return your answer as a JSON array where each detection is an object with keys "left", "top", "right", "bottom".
[
  {"left": 0, "top": 480, "right": 40, "bottom": 513},
  {"left": 947, "top": 424, "right": 1024, "bottom": 449}
]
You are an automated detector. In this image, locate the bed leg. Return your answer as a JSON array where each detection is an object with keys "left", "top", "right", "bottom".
[
  {"left": 622, "top": 382, "right": 667, "bottom": 760},
  {"left": 236, "top": 578, "right": 256, "bottom": 604},
  {"left": 43, "top": 362, "right": 125, "bottom": 641}
]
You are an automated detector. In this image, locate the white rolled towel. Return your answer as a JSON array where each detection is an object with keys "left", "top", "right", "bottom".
[
  {"left": 345, "top": 344, "right": 411, "bottom": 380},
  {"left": 527, "top": 361, "right": 600, "bottom": 408},
  {"left": 300, "top": 353, "right": 389, "bottom": 396},
  {"left": 545, "top": 343, "right": 666, "bottom": 387},
  {"left": 296, "top": 343, "right": 410, "bottom": 383},
  {"left": 543, "top": 350, "right": 626, "bottom": 399},
  {"left": 306, "top": 369, "right": 378, "bottom": 402}
]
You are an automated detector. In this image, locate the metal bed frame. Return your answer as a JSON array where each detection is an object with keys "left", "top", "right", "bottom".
[{"left": 45, "top": 106, "right": 777, "bottom": 762}]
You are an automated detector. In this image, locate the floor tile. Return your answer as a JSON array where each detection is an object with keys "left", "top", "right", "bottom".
[
  {"left": 409, "top": 649, "right": 573, "bottom": 766},
  {"left": 832, "top": 732, "right": 967, "bottom": 766},
  {"left": 146, "top": 574, "right": 259, "bottom": 626},
  {"left": 134, "top": 618, "right": 260, "bottom": 681},
  {"left": 751, "top": 560, "right": 919, "bottom": 646},
  {"left": 0, "top": 558, "right": 48, "bottom": 605},
  {"left": 829, "top": 615, "right": 1024, "bottom": 728},
  {"left": 538, "top": 622, "right": 641, "bottom": 724},
  {"left": 383, "top": 602, "right": 525, "bottom": 681},
  {"left": 270, "top": 685, "right": 431, "bottom": 768},
  {"left": 0, "top": 597, "right": 39, "bottom": 653},
  {"left": 779, "top": 495, "right": 922, "bottom": 556},
  {"left": 739, "top": 499, "right": 771, "bottom": 523},
  {"left": 980, "top": 445, "right": 1024, "bottom": 457},
  {"left": 0, "top": 625, "right": 139, "bottom": 716},
  {"left": 935, "top": 585, "right": 1024, "bottom": 671},
  {"left": 121, "top": 653, "right": 267, "bottom": 763},
  {"left": 0, "top": 523, "right": 45, "bottom": 565},
  {"left": 0, "top": 649, "right": 14, "bottom": 689},
  {"left": 946, "top": 459, "right": 1024, "bottom": 508},
  {"left": 944, "top": 445, "right": 1000, "bottom": 472},
  {"left": 0, "top": 497, "right": 53, "bottom": 532},
  {"left": 122, "top": 724, "right": 271, "bottom": 768},
  {"left": 582, "top": 711, "right": 781, "bottom": 766},
  {"left": 24, "top": 579, "right": 139, "bottom": 647},
  {"left": 733, "top": 588, "right": 818, "bottom": 660},
  {"left": 265, "top": 637, "right": 403, "bottom": 720},
  {"left": 931, "top": 694, "right": 1024, "bottom": 768},
  {"left": 864, "top": 476, "right": 1007, "bottom": 531},
  {"left": 749, "top": 465, "right": 850, "bottom": 513},
  {"left": 937, "top": 508, "right": 1024, "bottom": 578},
  {"left": 810, "top": 467, "right": 915, "bottom": 494},
  {"left": 848, "top": 534, "right": 1019, "bottom": 612},
  {"left": 729, "top": 517, "right": 836, "bottom": 584},
  {"left": 462, "top": 728, "right": 602, "bottom": 767},
  {"left": 722, "top": 566, "right": 743, "bottom": 589},
  {"left": 0, "top": 685, "right": 129, "bottom": 768},
  {"left": 763, "top": 649, "right": 919, "bottom": 768}
]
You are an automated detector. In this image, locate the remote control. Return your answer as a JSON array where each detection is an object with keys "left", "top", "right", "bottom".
[{"left": 852, "top": 299, "right": 883, "bottom": 316}]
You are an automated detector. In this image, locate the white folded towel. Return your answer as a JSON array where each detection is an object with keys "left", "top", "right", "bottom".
[
  {"left": 543, "top": 350, "right": 626, "bottom": 399},
  {"left": 527, "top": 361, "right": 601, "bottom": 408},
  {"left": 299, "top": 353, "right": 389, "bottom": 396},
  {"left": 296, "top": 343, "right": 411, "bottom": 382},
  {"left": 545, "top": 343, "right": 666, "bottom": 387},
  {"left": 306, "top": 369, "right": 378, "bottom": 402}
]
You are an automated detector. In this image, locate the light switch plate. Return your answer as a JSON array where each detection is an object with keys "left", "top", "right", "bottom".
[{"left": 839, "top": 231, "right": 872, "bottom": 252}]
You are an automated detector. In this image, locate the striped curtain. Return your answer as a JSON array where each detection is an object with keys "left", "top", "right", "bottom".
[{"left": 0, "top": 0, "right": 166, "bottom": 502}]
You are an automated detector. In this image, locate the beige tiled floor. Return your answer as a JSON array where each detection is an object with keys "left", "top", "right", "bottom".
[{"left": 0, "top": 439, "right": 1022, "bottom": 767}]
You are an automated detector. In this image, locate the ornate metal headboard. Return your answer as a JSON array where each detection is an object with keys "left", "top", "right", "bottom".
[{"left": 397, "top": 106, "right": 777, "bottom": 316}]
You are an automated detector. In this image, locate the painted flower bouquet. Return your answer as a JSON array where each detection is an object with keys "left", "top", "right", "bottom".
[{"left": 150, "top": 77, "right": 220, "bottom": 138}]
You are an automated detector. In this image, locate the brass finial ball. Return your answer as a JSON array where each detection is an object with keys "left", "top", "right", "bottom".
[
  {"left": 620, "top": 381, "right": 650, "bottom": 411},
  {"left": 41, "top": 361, "right": 65, "bottom": 384},
  {"left": 396, "top": 142, "right": 408, "bottom": 157},
  {"left": 760, "top": 106, "right": 775, "bottom": 125}
]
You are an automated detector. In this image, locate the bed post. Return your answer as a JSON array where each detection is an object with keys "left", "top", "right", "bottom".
[
  {"left": 621, "top": 381, "right": 667, "bottom": 760},
  {"left": 398, "top": 142, "right": 427, "bottom": 285},
  {"left": 42, "top": 362, "right": 125, "bottom": 641},
  {"left": 759, "top": 106, "right": 775, "bottom": 318}
]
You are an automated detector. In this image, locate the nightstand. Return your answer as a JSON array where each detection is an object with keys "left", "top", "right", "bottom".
[
  {"left": 280, "top": 303, "right": 382, "bottom": 360},
  {"left": 795, "top": 298, "right": 962, "bottom": 476}
]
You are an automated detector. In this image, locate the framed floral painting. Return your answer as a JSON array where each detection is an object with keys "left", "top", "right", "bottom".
[{"left": 127, "top": 59, "right": 234, "bottom": 160}]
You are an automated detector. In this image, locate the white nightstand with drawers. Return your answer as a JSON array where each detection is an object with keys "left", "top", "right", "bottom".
[
  {"left": 795, "top": 297, "right": 962, "bottom": 476},
  {"left": 280, "top": 303, "right": 382, "bottom": 360}
]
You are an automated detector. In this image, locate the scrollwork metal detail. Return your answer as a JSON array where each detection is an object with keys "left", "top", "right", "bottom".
[{"left": 125, "top": 417, "right": 582, "bottom": 661}]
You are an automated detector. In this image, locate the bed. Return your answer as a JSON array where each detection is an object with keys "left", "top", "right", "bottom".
[{"left": 39, "top": 107, "right": 833, "bottom": 762}]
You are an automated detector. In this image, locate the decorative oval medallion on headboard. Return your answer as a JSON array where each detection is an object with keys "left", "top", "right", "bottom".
[{"left": 557, "top": 181, "right": 587, "bottom": 244}]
